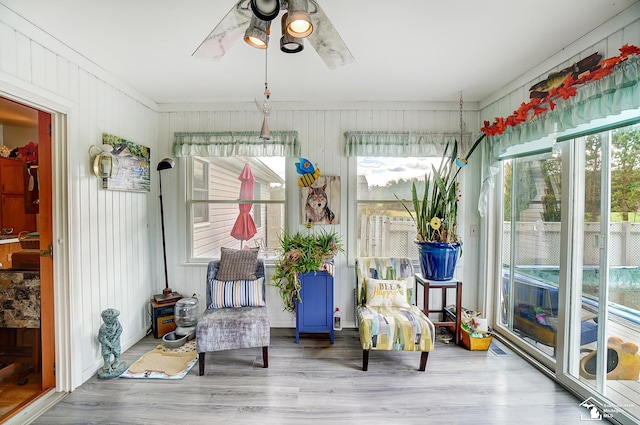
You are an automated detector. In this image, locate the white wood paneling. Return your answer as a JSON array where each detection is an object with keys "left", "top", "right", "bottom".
[
  {"left": 0, "top": 11, "right": 159, "bottom": 389},
  {"left": 0, "top": 0, "right": 636, "bottom": 400},
  {"left": 158, "top": 104, "right": 482, "bottom": 328}
]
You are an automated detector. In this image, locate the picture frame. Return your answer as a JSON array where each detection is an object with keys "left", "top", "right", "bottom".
[
  {"left": 300, "top": 176, "right": 341, "bottom": 225},
  {"left": 102, "top": 133, "right": 151, "bottom": 192}
]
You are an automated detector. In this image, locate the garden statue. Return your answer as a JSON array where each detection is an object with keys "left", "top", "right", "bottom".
[{"left": 97, "top": 308, "right": 127, "bottom": 379}]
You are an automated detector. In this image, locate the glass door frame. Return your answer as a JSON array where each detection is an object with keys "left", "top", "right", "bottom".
[{"left": 488, "top": 114, "right": 640, "bottom": 425}]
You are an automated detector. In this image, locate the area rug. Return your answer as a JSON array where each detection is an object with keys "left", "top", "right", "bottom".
[{"left": 120, "top": 340, "right": 198, "bottom": 380}]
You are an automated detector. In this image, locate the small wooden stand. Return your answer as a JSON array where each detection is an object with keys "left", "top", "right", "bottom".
[{"left": 415, "top": 273, "right": 462, "bottom": 346}]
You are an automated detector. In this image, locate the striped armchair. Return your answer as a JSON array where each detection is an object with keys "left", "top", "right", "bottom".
[{"left": 355, "top": 257, "right": 435, "bottom": 371}]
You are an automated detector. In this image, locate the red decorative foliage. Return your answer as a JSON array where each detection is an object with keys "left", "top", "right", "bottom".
[
  {"left": 532, "top": 106, "right": 547, "bottom": 117},
  {"left": 480, "top": 44, "right": 639, "bottom": 138},
  {"left": 548, "top": 99, "right": 556, "bottom": 111},
  {"left": 557, "top": 85, "right": 577, "bottom": 100},
  {"left": 599, "top": 56, "right": 622, "bottom": 68},
  {"left": 620, "top": 44, "right": 640, "bottom": 58}
]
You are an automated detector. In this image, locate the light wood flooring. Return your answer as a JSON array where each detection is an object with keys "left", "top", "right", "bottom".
[
  {"left": 30, "top": 328, "right": 597, "bottom": 425},
  {"left": 0, "top": 363, "right": 42, "bottom": 420}
]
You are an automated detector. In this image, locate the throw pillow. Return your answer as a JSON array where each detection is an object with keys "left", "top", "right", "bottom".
[
  {"left": 216, "top": 247, "right": 259, "bottom": 281},
  {"left": 365, "top": 277, "right": 411, "bottom": 308},
  {"left": 208, "top": 277, "right": 266, "bottom": 309}
]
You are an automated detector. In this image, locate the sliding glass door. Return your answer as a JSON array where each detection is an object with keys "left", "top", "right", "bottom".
[
  {"left": 564, "top": 123, "right": 640, "bottom": 421},
  {"left": 497, "top": 120, "right": 640, "bottom": 423},
  {"left": 500, "top": 152, "right": 563, "bottom": 368}
]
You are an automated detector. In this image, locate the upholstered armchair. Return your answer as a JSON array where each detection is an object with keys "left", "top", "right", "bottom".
[
  {"left": 355, "top": 257, "right": 435, "bottom": 371},
  {"left": 196, "top": 249, "right": 270, "bottom": 375}
]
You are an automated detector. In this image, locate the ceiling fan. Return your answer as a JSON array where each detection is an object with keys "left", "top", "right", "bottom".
[{"left": 192, "top": 0, "right": 354, "bottom": 69}]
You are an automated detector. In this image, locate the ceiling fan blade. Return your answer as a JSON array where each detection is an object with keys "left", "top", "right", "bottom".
[
  {"left": 306, "top": 0, "right": 354, "bottom": 69},
  {"left": 192, "top": 0, "right": 253, "bottom": 61}
]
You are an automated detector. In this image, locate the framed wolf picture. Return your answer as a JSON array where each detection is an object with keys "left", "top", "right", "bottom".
[{"left": 300, "top": 176, "right": 341, "bottom": 225}]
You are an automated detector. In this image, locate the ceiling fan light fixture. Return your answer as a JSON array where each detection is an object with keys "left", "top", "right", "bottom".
[
  {"left": 244, "top": 15, "right": 270, "bottom": 49},
  {"left": 280, "top": 13, "right": 304, "bottom": 53},
  {"left": 250, "top": 0, "right": 280, "bottom": 21},
  {"left": 286, "top": 0, "right": 313, "bottom": 38}
]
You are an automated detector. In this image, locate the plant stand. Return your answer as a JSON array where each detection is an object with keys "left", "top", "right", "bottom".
[
  {"left": 295, "top": 271, "right": 334, "bottom": 344},
  {"left": 415, "top": 273, "right": 462, "bottom": 346}
]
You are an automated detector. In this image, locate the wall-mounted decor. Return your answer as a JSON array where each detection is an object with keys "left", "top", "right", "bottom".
[
  {"left": 102, "top": 133, "right": 151, "bottom": 192},
  {"left": 300, "top": 176, "right": 340, "bottom": 225}
]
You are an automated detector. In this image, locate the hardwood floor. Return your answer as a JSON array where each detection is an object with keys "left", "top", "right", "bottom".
[
  {"left": 31, "top": 328, "right": 595, "bottom": 425},
  {"left": 0, "top": 364, "right": 42, "bottom": 420}
]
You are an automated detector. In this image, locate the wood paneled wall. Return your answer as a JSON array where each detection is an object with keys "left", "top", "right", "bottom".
[
  {"left": 158, "top": 105, "right": 483, "bottom": 327},
  {"left": 1, "top": 1, "right": 637, "bottom": 394},
  {"left": 0, "top": 6, "right": 159, "bottom": 388}
]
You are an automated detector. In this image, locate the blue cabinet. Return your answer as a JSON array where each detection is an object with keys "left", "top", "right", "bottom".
[{"left": 295, "top": 271, "right": 334, "bottom": 344}]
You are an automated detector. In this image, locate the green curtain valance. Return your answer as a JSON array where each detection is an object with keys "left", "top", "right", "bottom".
[
  {"left": 344, "top": 131, "right": 472, "bottom": 157},
  {"left": 173, "top": 131, "right": 300, "bottom": 157},
  {"left": 486, "top": 57, "right": 640, "bottom": 164},
  {"left": 479, "top": 55, "right": 640, "bottom": 217}
]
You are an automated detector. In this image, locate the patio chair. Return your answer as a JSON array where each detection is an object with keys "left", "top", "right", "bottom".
[
  {"left": 355, "top": 257, "right": 435, "bottom": 371},
  {"left": 196, "top": 250, "right": 270, "bottom": 375}
]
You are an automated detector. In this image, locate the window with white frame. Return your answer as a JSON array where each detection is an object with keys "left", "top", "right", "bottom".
[
  {"left": 192, "top": 157, "right": 209, "bottom": 224},
  {"left": 187, "top": 156, "right": 285, "bottom": 260},
  {"left": 356, "top": 156, "right": 438, "bottom": 259},
  {"left": 347, "top": 131, "right": 468, "bottom": 260}
]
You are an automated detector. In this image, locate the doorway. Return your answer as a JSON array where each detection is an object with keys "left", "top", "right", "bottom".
[
  {"left": 564, "top": 122, "right": 640, "bottom": 420},
  {"left": 0, "top": 97, "right": 55, "bottom": 422},
  {"left": 495, "top": 117, "right": 640, "bottom": 423}
]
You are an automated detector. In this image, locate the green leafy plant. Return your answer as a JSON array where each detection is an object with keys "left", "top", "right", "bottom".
[
  {"left": 396, "top": 134, "right": 486, "bottom": 243},
  {"left": 271, "top": 228, "right": 344, "bottom": 313}
]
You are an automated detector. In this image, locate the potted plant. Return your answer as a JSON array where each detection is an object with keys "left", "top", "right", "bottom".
[
  {"left": 396, "top": 133, "right": 486, "bottom": 280},
  {"left": 271, "top": 228, "right": 344, "bottom": 313}
]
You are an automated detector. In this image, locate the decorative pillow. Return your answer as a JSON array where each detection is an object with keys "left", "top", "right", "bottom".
[
  {"left": 216, "top": 247, "right": 259, "bottom": 281},
  {"left": 365, "top": 278, "right": 411, "bottom": 308},
  {"left": 208, "top": 277, "right": 266, "bottom": 309}
]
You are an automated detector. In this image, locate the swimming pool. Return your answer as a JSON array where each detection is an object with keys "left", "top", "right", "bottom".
[{"left": 502, "top": 266, "right": 640, "bottom": 346}]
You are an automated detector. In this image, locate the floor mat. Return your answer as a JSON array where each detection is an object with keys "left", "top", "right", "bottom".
[{"left": 120, "top": 340, "right": 197, "bottom": 380}]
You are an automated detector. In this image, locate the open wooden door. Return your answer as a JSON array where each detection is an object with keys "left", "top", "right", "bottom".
[{"left": 37, "top": 110, "right": 55, "bottom": 390}]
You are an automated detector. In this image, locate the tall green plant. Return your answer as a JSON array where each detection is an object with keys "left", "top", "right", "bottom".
[
  {"left": 271, "top": 228, "right": 344, "bottom": 313},
  {"left": 396, "top": 134, "right": 486, "bottom": 243}
]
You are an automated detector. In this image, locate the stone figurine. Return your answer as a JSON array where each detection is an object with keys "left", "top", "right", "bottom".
[{"left": 97, "top": 308, "right": 127, "bottom": 379}]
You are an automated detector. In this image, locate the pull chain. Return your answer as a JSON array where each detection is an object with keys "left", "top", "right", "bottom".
[{"left": 264, "top": 46, "right": 270, "bottom": 99}]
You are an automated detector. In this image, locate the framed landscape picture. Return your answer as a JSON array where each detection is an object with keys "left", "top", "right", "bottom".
[{"left": 102, "top": 133, "right": 151, "bottom": 192}]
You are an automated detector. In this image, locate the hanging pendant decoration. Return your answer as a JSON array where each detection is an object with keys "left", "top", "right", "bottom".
[{"left": 256, "top": 47, "right": 272, "bottom": 140}]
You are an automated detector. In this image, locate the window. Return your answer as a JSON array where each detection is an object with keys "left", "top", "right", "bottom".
[
  {"left": 187, "top": 156, "right": 285, "bottom": 260},
  {"left": 356, "top": 156, "right": 438, "bottom": 259},
  {"left": 192, "top": 158, "right": 209, "bottom": 224}
]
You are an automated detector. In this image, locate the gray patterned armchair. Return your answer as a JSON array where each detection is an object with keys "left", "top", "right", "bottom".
[{"left": 196, "top": 257, "right": 270, "bottom": 375}]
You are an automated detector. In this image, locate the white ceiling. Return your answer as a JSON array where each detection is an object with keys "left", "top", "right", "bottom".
[{"left": 0, "top": 0, "right": 638, "bottom": 106}]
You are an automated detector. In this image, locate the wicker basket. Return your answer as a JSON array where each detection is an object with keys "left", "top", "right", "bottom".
[{"left": 18, "top": 231, "right": 40, "bottom": 249}]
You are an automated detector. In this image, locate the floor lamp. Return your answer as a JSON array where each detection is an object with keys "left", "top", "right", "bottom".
[{"left": 154, "top": 158, "right": 180, "bottom": 303}]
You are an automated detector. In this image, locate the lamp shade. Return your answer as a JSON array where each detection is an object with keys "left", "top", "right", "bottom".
[
  {"left": 157, "top": 158, "right": 175, "bottom": 171},
  {"left": 244, "top": 14, "right": 270, "bottom": 49},
  {"left": 250, "top": 0, "right": 280, "bottom": 21},
  {"left": 286, "top": 0, "right": 312, "bottom": 38},
  {"left": 280, "top": 13, "right": 304, "bottom": 53}
]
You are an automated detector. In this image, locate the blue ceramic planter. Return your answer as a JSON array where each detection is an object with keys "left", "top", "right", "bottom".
[{"left": 416, "top": 241, "right": 461, "bottom": 281}]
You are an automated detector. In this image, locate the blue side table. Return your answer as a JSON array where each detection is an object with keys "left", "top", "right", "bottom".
[{"left": 295, "top": 270, "right": 334, "bottom": 344}]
